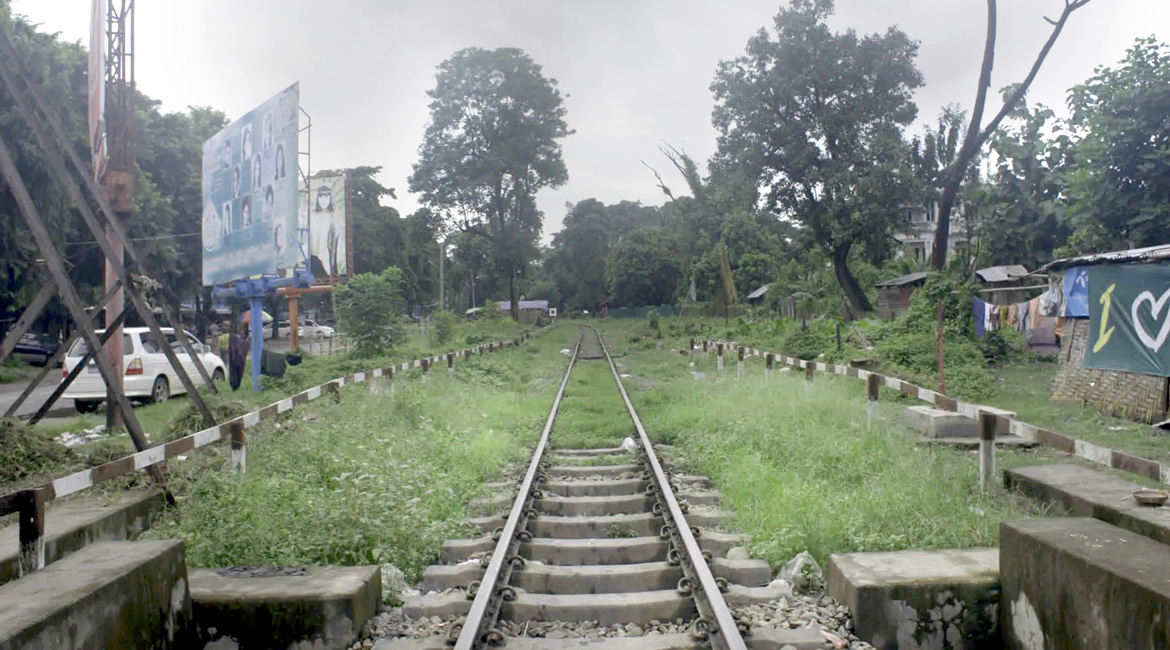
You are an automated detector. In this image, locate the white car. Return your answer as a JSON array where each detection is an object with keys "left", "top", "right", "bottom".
[
  {"left": 297, "top": 320, "right": 335, "bottom": 338},
  {"left": 61, "top": 327, "right": 227, "bottom": 413}
]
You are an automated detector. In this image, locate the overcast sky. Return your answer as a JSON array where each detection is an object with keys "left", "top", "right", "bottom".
[{"left": 14, "top": 0, "right": 1166, "bottom": 241}]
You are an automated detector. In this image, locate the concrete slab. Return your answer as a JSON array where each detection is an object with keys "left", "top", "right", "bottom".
[
  {"left": 1005, "top": 463, "right": 1170, "bottom": 545},
  {"left": 916, "top": 435, "right": 1039, "bottom": 449},
  {"left": 1001, "top": 517, "right": 1170, "bottom": 650},
  {"left": 372, "top": 627, "right": 826, "bottom": 650},
  {"left": 904, "top": 406, "right": 978, "bottom": 438},
  {"left": 827, "top": 547, "right": 1000, "bottom": 650},
  {"left": 0, "top": 539, "right": 191, "bottom": 650},
  {"left": 0, "top": 489, "right": 166, "bottom": 586},
  {"left": 190, "top": 565, "right": 381, "bottom": 650}
]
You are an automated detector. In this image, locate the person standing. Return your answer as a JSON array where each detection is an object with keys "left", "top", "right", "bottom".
[
  {"left": 228, "top": 326, "right": 250, "bottom": 391},
  {"left": 216, "top": 321, "right": 230, "bottom": 365}
]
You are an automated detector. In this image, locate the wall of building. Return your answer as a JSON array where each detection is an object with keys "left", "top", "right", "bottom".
[{"left": 1051, "top": 318, "right": 1169, "bottom": 423}]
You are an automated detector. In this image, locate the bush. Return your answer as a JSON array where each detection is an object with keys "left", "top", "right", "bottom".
[
  {"left": 646, "top": 308, "right": 660, "bottom": 332},
  {"left": 779, "top": 322, "right": 836, "bottom": 360},
  {"left": 335, "top": 268, "right": 407, "bottom": 356},
  {"left": 978, "top": 328, "right": 1024, "bottom": 365},
  {"left": 431, "top": 310, "right": 456, "bottom": 346},
  {"left": 482, "top": 300, "right": 505, "bottom": 321}
]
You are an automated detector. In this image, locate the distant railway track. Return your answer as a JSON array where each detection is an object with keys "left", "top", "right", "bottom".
[{"left": 378, "top": 327, "right": 816, "bottom": 650}]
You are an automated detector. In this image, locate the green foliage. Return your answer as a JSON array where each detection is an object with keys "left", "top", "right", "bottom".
[
  {"left": 711, "top": 0, "right": 923, "bottom": 314},
  {"left": 431, "top": 310, "right": 456, "bottom": 346},
  {"left": 605, "top": 228, "right": 680, "bottom": 306},
  {"left": 977, "top": 328, "right": 1024, "bottom": 365},
  {"left": 481, "top": 299, "right": 505, "bottom": 321},
  {"left": 780, "top": 323, "right": 835, "bottom": 360},
  {"left": 1063, "top": 37, "right": 1170, "bottom": 253},
  {"left": 335, "top": 268, "right": 407, "bottom": 356},
  {"left": 165, "top": 393, "right": 250, "bottom": 441},
  {"left": 646, "top": 308, "right": 660, "bottom": 332}
]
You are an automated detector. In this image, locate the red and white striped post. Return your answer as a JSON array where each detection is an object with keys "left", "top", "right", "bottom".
[
  {"left": 717, "top": 343, "right": 724, "bottom": 373},
  {"left": 16, "top": 487, "right": 46, "bottom": 577},
  {"left": 229, "top": 420, "right": 246, "bottom": 476}
]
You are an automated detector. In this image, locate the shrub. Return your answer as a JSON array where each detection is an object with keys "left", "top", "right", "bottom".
[
  {"left": 978, "top": 328, "right": 1024, "bottom": 365},
  {"left": 335, "top": 268, "right": 407, "bottom": 356},
  {"left": 646, "top": 308, "right": 660, "bottom": 332},
  {"left": 482, "top": 300, "right": 505, "bottom": 321},
  {"left": 431, "top": 310, "right": 456, "bottom": 346}
]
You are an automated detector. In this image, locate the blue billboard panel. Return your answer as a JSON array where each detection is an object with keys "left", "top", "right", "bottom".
[{"left": 202, "top": 83, "right": 299, "bottom": 285}]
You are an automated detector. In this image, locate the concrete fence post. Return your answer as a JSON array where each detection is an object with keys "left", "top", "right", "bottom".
[
  {"left": 229, "top": 420, "right": 246, "bottom": 476},
  {"left": 866, "top": 374, "right": 880, "bottom": 425},
  {"left": 717, "top": 343, "right": 724, "bottom": 373},
  {"left": 16, "top": 487, "right": 46, "bottom": 577},
  {"left": 979, "top": 411, "right": 996, "bottom": 491},
  {"left": 421, "top": 358, "right": 430, "bottom": 373},
  {"left": 690, "top": 338, "right": 695, "bottom": 354},
  {"left": 737, "top": 347, "right": 745, "bottom": 379},
  {"left": 703, "top": 339, "right": 708, "bottom": 353},
  {"left": 804, "top": 363, "right": 815, "bottom": 387},
  {"left": 447, "top": 352, "right": 454, "bottom": 372},
  {"left": 765, "top": 353, "right": 774, "bottom": 382},
  {"left": 388, "top": 367, "right": 395, "bottom": 396}
]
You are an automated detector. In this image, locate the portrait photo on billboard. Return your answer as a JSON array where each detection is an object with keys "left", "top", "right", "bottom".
[
  {"left": 298, "top": 174, "right": 350, "bottom": 281},
  {"left": 201, "top": 82, "right": 300, "bottom": 286}
]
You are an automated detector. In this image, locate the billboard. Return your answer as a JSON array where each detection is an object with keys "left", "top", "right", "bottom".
[
  {"left": 88, "top": 0, "right": 107, "bottom": 182},
  {"left": 298, "top": 174, "right": 351, "bottom": 280},
  {"left": 202, "top": 83, "right": 300, "bottom": 286},
  {"left": 1084, "top": 263, "right": 1170, "bottom": 377}
]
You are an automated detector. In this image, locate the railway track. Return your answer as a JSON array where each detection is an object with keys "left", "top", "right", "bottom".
[{"left": 373, "top": 328, "right": 832, "bottom": 650}]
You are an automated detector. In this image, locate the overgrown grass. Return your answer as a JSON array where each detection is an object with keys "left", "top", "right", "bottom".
[
  {"left": 617, "top": 343, "right": 1040, "bottom": 568},
  {"left": 142, "top": 328, "right": 574, "bottom": 584},
  {"left": 553, "top": 357, "right": 633, "bottom": 450}
]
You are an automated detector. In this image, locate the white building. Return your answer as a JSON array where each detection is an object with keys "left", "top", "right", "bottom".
[{"left": 894, "top": 203, "right": 967, "bottom": 263}]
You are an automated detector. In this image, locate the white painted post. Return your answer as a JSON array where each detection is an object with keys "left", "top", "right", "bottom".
[
  {"left": 16, "top": 488, "right": 46, "bottom": 577},
  {"left": 717, "top": 343, "right": 724, "bottom": 374},
  {"left": 866, "top": 374, "right": 880, "bottom": 425},
  {"left": 229, "top": 420, "right": 246, "bottom": 476},
  {"left": 979, "top": 411, "right": 996, "bottom": 491},
  {"left": 804, "top": 362, "right": 814, "bottom": 389},
  {"left": 737, "top": 347, "right": 744, "bottom": 379},
  {"left": 765, "top": 353, "right": 773, "bottom": 383}
]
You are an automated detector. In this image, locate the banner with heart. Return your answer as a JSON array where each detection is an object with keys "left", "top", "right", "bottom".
[{"left": 1085, "top": 262, "right": 1170, "bottom": 377}]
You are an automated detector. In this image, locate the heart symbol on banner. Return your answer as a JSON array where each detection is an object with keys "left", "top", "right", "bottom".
[{"left": 1131, "top": 287, "right": 1170, "bottom": 353}]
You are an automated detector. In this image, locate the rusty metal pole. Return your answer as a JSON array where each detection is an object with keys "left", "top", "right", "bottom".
[
  {"left": 866, "top": 374, "right": 880, "bottom": 425},
  {"left": 979, "top": 411, "right": 996, "bottom": 491}
]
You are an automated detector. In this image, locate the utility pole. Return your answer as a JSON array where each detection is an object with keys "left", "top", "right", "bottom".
[{"left": 438, "top": 238, "right": 445, "bottom": 311}]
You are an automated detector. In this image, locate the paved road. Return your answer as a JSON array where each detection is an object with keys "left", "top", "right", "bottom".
[{"left": 0, "top": 374, "right": 75, "bottom": 419}]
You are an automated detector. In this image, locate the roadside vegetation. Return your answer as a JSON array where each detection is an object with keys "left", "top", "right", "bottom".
[
  {"left": 612, "top": 334, "right": 1041, "bottom": 568},
  {"left": 142, "top": 328, "right": 573, "bottom": 581}
]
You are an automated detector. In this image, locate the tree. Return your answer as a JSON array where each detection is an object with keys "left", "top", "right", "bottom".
[
  {"left": 930, "top": 0, "right": 1093, "bottom": 267},
  {"left": 334, "top": 267, "right": 407, "bottom": 356},
  {"left": 983, "top": 101, "right": 1070, "bottom": 268},
  {"left": 409, "top": 47, "right": 572, "bottom": 321},
  {"left": 605, "top": 228, "right": 679, "bottom": 306},
  {"left": 711, "top": 0, "right": 923, "bottom": 316},
  {"left": 349, "top": 166, "right": 403, "bottom": 276},
  {"left": 1063, "top": 37, "right": 1170, "bottom": 253}
]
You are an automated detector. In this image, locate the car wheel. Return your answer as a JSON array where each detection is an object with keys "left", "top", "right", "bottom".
[
  {"left": 75, "top": 399, "right": 101, "bottom": 414},
  {"left": 149, "top": 376, "right": 170, "bottom": 404},
  {"left": 212, "top": 368, "right": 225, "bottom": 382}
]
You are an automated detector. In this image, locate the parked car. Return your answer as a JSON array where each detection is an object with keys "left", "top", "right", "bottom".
[
  {"left": 61, "top": 327, "right": 227, "bottom": 414},
  {"left": 297, "top": 320, "right": 335, "bottom": 338},
  {"left": 13, "top": 332, "right": 60, "bottom": 366}
]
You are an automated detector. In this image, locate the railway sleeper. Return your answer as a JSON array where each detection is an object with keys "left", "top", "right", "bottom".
[
  {"left": 465, "top": 508, "right": 728, "bottom": 539},
  {"left": 372, "top": 626, "right": 828, "bottom": 650},
  {"left": 440, "top": 531, "right": 746, "bottom": 565},
  {"left": 423, "top": 558, "right": 773, "bottom": 593}
]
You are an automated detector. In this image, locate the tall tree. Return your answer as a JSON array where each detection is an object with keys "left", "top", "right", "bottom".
[
  {"left": 711, "top": 0, "right": 922, "bottom": 315},
  {"left": 409, "top": 47, "right": 572, "bottom": 320},
  {"left": 1064, "top": 37, "right": 1170, "bottom": 253},
  {"left": 605, "top": 228, "right": 679, "bottom": 307},
  {"left": 930, "top": 0, "right": 1093, "bottom": 267}
]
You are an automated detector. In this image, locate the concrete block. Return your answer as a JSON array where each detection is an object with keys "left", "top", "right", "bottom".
[
  {"left": 190, "top": 565, "right": 381, "bottom": 650},
  {"left": 0, "top": 488, "right": 166, "bottom": 586},
  {"left": 1001, "top": 517, "right": 1170, "bottom": 650},
  {"left": 1005, "top": 463, "right": 1170, "bottom": 546},
  {"left": 904, "top": 406, "right": 979, "bottom": 438},
  {"left": 828, "top": 548, "right": 1000, "bottom": 650},
  {"left": 0, "top": 539, "right": 192, "bottom": 650}
]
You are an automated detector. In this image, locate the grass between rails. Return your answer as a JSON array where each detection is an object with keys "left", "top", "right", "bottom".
[
  {"left": 142, "top": 327, "right": 575, "bottom": 583},
  {"left": 614, "top": 340, "right": 1042, "bottom": 569},
  {"left": 552, "top": 351, "right": 635, "bottom": 449}
]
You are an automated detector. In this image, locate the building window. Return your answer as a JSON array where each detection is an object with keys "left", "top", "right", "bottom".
[{"left": 913, "top": 245, "right": 926, "bottom": 262}]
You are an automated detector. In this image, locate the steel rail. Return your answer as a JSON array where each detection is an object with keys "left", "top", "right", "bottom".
[
  {"left": 594, "top": 327, "right": 749, "bottom": 650},
  {"left": 453, "top": 331, "right": 584, "bottom": 650}
]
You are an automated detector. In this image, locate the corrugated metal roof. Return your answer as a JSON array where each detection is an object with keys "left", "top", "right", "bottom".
[
  {"left": 874, "top": 271, "right": 928, "bottom": 288},
  {"left": 1037, "top": 244, "right": 1170, "bottom": 273},
  {"left": 498, "top": 300, "right": 550, "bottom": 311},
  {"left": 975, "top": 265, "right": 1030, "bottom": 283},
  {"left": 746, "top": 284, "right": 770, "bottom": 300}
]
